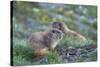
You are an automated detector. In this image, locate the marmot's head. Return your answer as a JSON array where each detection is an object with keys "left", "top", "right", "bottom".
[
  {"left": 48, "top": 29, "right": 64, "bottom": 41},
  {"left": 51, "top": 22, "right": 63, "bottom": 30},
  {"left": 51, "top": 22, "right": 69, "bottom": 33},
  {"left": 45, "top": 29, "right": 63, "bottom": 50}
]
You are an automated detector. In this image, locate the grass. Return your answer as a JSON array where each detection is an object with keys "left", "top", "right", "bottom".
[
  {"left": 12, "top": 36, "right": 96, "bottom": 66},
  {"left": 12, "top": 38, "right": 63, "bottom": 66},
  {"left": 58, "top": 36, "right": 95, "bottom": 48},
  {"left": 13, "top": 43, "right": 34, "bottom": 66},
  {"left": 47, "top": 51, "right": 64, "bottom": 64}
]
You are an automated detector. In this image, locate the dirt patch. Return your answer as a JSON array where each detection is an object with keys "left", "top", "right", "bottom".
[{"left": 55, "top": 44, "right": 97, "bottom": 62}]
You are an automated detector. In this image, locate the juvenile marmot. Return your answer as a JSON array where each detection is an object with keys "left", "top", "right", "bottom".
[
  {"left": 27, "top": 29, "right": 63, "bottom": 56},
  {"left": 51, "top": 22, "right": 86, "bottom": 41}
]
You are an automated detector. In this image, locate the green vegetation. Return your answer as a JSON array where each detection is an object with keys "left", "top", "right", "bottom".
[
  {"left": 12, "top": 37, "right": 96, "bottom": 66},
  {"left": 59, "top": 37, "right": 95, "bottom": 48}
]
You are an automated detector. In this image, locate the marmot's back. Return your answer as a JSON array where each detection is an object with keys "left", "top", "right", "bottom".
[{"left": 27, "top": 32, "right": 47, "bottom": 49}]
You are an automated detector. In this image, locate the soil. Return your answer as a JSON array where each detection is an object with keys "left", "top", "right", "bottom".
[{"left": 55, "top": 44, "right": 97, "bottom": 62}]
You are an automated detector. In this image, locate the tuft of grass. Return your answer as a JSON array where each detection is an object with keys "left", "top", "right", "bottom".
[
  {"left": 12, "top": 39, "right": 35, "bottom": 66},
  {"left": 47, "top": 51, "right": 64, "bottom": 64}
]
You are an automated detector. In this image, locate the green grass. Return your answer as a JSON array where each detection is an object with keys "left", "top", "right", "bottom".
[
  {"left": 59, "top": 36, "right": 95, "bottom": 48},
  {"left": 12, "top": 38, "right": 63, "bottom": 66},
  {"left": 13, "top": 43, "right": 34, "bottom": 66},
  {"left": 47, "top": 51, "right": 64, "bottom": 64},
  {"left": 12, "top": 37, "right": 96, "bottom": 66},
  {"left": 12, "top": 43, "right": 63, "bottom": 66}
]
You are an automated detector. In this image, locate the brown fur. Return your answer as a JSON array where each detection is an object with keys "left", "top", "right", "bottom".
[
  {"left": 27, "top": 29, "right": 63, "bottom": 56},
  {"left": 51, "top": 22, "right": 86, "bottom": 41}
]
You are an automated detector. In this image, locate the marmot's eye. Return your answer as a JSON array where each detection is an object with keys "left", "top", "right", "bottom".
[{"left": 51, "top": 30, "right": 56, "bottom": 33}]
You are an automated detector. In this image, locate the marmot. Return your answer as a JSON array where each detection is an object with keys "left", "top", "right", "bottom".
[
  {"left": 27, "top": 29, "right": 63, "bottom": 56},
  {"left": 51, "top": 22, "right": 86, "bottom": 41}
]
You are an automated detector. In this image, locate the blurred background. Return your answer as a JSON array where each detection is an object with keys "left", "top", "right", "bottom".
[{"left": 12, "top": 1, "right": 97, "bottom": 41}]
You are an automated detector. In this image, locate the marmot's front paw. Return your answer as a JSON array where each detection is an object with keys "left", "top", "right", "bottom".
[{"left": 34, "top": 48, "right": 49, "bottom": 56}]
